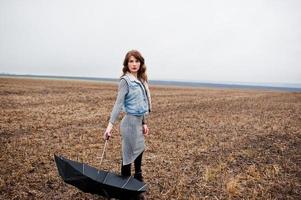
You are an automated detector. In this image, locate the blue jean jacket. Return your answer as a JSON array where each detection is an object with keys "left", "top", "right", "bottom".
[{"left": 121, "top": 74, "right": 150, "bottom": 116}]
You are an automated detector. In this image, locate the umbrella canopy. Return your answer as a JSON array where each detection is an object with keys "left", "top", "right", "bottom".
[{"left": 54, "top": 154, "right": 147, "bottom": 199}]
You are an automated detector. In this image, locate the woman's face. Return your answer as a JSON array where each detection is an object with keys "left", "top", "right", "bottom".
[{"left": 127, "top": 56, "right": 140, "bottom": 74}]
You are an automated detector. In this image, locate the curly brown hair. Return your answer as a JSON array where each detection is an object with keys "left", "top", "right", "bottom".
[{"left": 121, "top": 50, "right": 148, "bottom": 82}]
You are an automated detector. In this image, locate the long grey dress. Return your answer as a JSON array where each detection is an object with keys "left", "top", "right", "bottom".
[{"left": 109, "top": 79, "right": 147, "bottom": 165}]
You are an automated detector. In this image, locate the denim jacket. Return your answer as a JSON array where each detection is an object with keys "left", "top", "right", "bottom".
[{"left": 121, "top": 73, "right": 151, "bottom": 116}]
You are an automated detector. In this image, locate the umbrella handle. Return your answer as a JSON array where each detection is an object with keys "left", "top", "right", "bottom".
[{"left": 100, "top": 139, "right": 108, "bottom": 165}]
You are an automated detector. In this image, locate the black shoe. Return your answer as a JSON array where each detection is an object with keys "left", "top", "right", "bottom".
[
  {"left": 137, "top": 192, "right": 146, "bottom": 200},
  {"left": 134, "top": 172, "right": 144, "bottom": 182}
]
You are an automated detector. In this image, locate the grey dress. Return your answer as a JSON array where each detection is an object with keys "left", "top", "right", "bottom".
[{"left": 109, "top": 79, "right": 148, "bottom": 165}]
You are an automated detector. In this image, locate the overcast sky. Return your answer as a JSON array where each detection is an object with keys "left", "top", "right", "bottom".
[{"left": 0, "top": 0, "right": 300, "bottom": 84}]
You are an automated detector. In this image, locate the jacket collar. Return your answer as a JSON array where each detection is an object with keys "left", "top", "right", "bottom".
[{"left": 125, "top": 72, "right": 140, "bottom": 83}]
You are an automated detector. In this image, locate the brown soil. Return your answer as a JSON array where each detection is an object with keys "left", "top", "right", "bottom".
[{"left": 0, "top": 77, "right": 300, "bottom": 200}]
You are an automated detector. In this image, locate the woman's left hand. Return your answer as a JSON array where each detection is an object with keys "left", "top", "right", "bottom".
[{"left": 143, "top": 124, "right": 149, "bottom": 136}]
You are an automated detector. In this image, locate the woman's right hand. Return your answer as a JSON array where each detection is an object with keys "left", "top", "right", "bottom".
[
  {"left": 103, "top": 123, "right": 113, "bottom": 140},
  {"left": 103, "top": 130, "right": 111, "bottom": 140}
]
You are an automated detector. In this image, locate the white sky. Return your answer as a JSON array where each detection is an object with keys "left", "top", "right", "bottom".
[{"left": 0, "top": 0, "right": 300, "bottom": 84}]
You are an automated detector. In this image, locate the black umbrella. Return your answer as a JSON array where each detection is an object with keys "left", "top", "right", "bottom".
[{"left": 54, "top": 144, "right": 147, "bottom": 199}]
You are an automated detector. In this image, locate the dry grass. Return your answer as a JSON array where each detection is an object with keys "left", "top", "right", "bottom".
[{"left": 0, "top": 77, "right": 300, "bottom": 199}]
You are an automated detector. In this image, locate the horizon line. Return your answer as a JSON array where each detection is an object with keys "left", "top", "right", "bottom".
[{"left": 0, "top": 72, "right": 300, "bottom": 91}]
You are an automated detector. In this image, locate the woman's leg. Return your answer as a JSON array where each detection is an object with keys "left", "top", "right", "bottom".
[
  {"left": 120, "top": 162, "right": 133, "bottom": 199},
  {"left": 121, "top": 151, "right": 143, "bottom": 177},
  {"left": 121, "top": 161, "right": 131, "bottom": 177},
  {"left": 134, "top": 152, "right": 144, "bottom": 182},
  {"left": 134, "top": 152, "right": 146, "bottom": 199}
]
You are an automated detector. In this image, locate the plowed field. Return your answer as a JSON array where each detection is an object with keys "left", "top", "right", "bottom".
[{"left": 0, "top": 77, "right": 300, "bottom": 199}]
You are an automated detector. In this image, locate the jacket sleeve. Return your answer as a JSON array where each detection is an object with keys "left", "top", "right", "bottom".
[
  {"left": 142, "top": 81, "right": 151, "bottom": 125},
  {"left": 142, "top": 115, "right": 146, "bottom": 125},
  {"left": 109, "top": 79, "right": 128, "bottom": 124}
]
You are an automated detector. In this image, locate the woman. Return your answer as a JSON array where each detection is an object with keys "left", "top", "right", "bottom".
[{"left": 103, "top": 50, "right": 151, "bottom": 183}]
